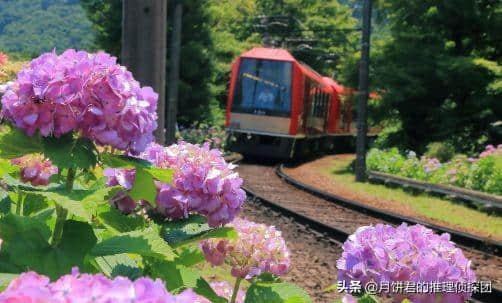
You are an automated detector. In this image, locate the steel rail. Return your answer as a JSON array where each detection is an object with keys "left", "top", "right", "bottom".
[
  {"left": 243, "top": 179, "right": 501, "bottom": 303},
  {"left": 367, "top": 171, "right": 502, "bottom": 212},
  {"left": 277, "top": 164, "right": 502, "bottom": 256}
]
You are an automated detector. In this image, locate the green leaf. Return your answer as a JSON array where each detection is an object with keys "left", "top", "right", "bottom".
[
  {"left": 21, "top": 192, "right": 49, "bottom": 216},
  {"left": 23, "top": 186, "right": 120, "bottom": 222},
  {"left": 0, "top": 273, "right": 18, "bottom": 291},
  {"left": 145, "top": 167, "right": 174, "bottom": 184},
  {"left": 0, "top": 127, "right": 42, "bottom": 159},
  {"left": 94, "top": 254, "right": 142, "bottom": 280},
  {"left": 42, "top": 134, "right": 98, "bottom": 169},
  {"left": 357, "top": 294, "right": 380, "bottom": 303},
  {"left": 101, "top": 153, "right": 152, "bottom": 169},
  {"left": 101, "top": 153, "right": 174, "bottom": 206},
  {"left": 91, "top": 202, "right": 147, "bottom": 233},
  {"left": 129, "top": 167, "right": 157, "bottom": 206},
  {"left": 0, "top": 190, "right": 12, "bottom": 214},
  {"left": 30, "top": 190, "right": 92, "bottom": 221},
  {"left": 245, "top": 282, "right": 312, "bottom": 303},
  {"left": 149, "top": 261, "right": 226, "bottom": 303},
  {"left": 174, "top": 247, "right": 206, "bottom": 267},
  {"left": 161, "top": 214, "right": 237, "bottom": 247},
  {"left": 0, "top": 158, "right": 18, "bottom": 176},
  {"left": 0, "top": 215, "right": 97, "bottom": 279},
  {"left": 91, "top": 227, "right": 176, "bottom": 260}
]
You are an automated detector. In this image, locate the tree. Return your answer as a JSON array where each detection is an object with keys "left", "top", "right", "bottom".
[
  {"left": 0, "top": 0, "right": 95, "bottom": 57},
  {"left": 371, "top": 0, "right": 501, "bottom": 154}
]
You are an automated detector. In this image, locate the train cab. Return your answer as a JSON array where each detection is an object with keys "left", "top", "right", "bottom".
[{"left": 226, "top": 47, "right": 354, "bottom": 159}]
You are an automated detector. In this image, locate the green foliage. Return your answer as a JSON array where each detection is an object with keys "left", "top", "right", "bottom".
[
  {"left": 370, "top": 0, "right": 501, "bottom": 153},
  {"left": 42, "top": 134, "right": 98, "bottom": 170},
  {"left": 467, "top": 155, "right": 502, "bottom": 194},
  {"left": 160, "top": 214, "right": 237, "bottom": 248},
  {"left": 0, "top": 0, "right": 95, "bottom": 57},
  {"left": 425, "top": 142, "right": 456, "bottom": 163},
  {"left": 0, "top": 126, "right": 42, "bottom": 159},
  {"left": 80, "top": 0, "right": 122, "bottom": 57},
  {"left": 149, "top": 260, "right": 227, "bottom": 303},
  {"left": 245, "top": 281, "right": 312, "bottom": 303},
  {"left": 100, "top": 153, "right": 174, "bottom": 206},
  {"left": 0, "top": 214, "right": 96, "bottom": 279},
  {"left": 91, "top": 227, "right": 176, "bottom": 260},
  {"left": 367, "top": 148, "right": 502, "bottom": 195}
]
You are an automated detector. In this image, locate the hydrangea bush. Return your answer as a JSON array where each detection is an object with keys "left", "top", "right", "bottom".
[
  {"left": 366, "top": 145, "right": 502, "bottom": 195},
  {"left": 0, "top": 49, "right": 311, "bottom": 303},
  {"left": 337, "top": 224, "right": 476, "bottom": 303}
]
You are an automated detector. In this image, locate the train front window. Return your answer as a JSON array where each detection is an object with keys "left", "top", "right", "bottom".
[{"left": 233, "top": 58, "right": 292, "bottom": 117}]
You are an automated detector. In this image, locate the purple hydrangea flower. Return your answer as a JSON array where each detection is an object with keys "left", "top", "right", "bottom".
[
  {"left": 1, "top": 49, "right": 158, "bottom": 154},
  {"left": 0, "top": 268, "right": 206, "bottom": 303},
  {"left": 10, "top": 154, "right": 58, "bottom": 186},
  {"left": 103, "top": 142, "right": 246, "bottom": 227},
  {"left": 336, "top": 223, "right": 476, "bottom": 303},
  {"left": 200, "top": 217, "right": 290, "bottom": 279}
]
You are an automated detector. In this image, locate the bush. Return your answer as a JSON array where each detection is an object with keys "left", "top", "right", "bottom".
[
  {"left": 366, "top": 146, "right": 502, "bottom": 195},
  {"left": 366, "top": 148, "right": 406, "bottom": 174},
  {"left": 425, "top": 142, "right": 456, "bottom": 162}
]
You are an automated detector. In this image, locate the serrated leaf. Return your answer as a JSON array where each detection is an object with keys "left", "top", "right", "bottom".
[
  {"left": 101, "top": 153, "right": 152, "bottom": 169},
  {"left": 245, "top": 282, "right": 312, "bottom": 303},
  {"left": 145, "top": 167, "right": 174, "bottom": 184},
  {"left": 30, "top": 190, "right": 92, "bottom": 221},
  {"left": 0, "top": 273, "right": 18, "bottom": 291},
  {"left": 149, "top": 261, "right": 226, "bottom": 303},
  {"left": 91, "top": 202, "right": 148, "bottom": 233},
  {"left": 0, "top": 215, "right": 96, "bottom": 279},
  {"left": 129, "top": 167, "right": 157, "bottom": 206},
  {"left": 0, "top": 159, "right": 18, "bottom": 176},
  {"left": 174, "top": 247, "right": 205, "bottom": 267},
  {"left": 91, "top": 228, "right": 176, "bottom": 260},
  {"left": 95, "top": 254, "right": 142, "bottom": 280},
  {"left": 101, "top": 153, "right": 173, "bottom": 206},
  {"left": 42, "top": 134, "right": 98, "bottom": 169},
  {"left": 22, "top": 186, "right": 119, "bottom": 222},
  {"left": 161, "top": 215, "right": 237, "bottom": 248},
  {"left": 0, "top": 126, "right": 42, "bottom": 159}
]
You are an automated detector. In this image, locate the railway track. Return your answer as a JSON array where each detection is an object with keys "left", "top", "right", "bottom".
[{"left": 236, "top": 162, "right": 502, "bottom": 303}]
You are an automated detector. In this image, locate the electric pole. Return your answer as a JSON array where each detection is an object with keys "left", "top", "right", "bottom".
[
  {"left": 355, "top": 0, "right": 372, "bottom": 182},
  {"left": 166, "top": 0, "right": 183, "bottom": 144},
  {"left": 121, "top": 0, "right": 167, "bottom": 144}
]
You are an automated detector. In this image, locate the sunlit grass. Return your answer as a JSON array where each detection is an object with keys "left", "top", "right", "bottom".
[
  {"left": 322, "top": 156, "right": 502, "bottom": 239},
  {"left": 0, "top": 59, "right": 27, "bottom": 83}
]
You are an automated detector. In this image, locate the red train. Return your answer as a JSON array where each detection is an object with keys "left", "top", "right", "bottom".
[{"left": 225, "top": 47, "right": 357, "bottom": 159}]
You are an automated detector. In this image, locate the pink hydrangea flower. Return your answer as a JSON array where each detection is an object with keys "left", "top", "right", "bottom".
[
  {"left": 103, "top": 142, "right": 246, "bottom": 227},
  {"left": 336, "top": 223, "right": 476, "bottom": 303},
  {"left": 0, "top": 268, "right": 203, "bottom": 303},
  {"left": 1, "top": 49, "right": 158, "bottom": 154},
  {"left": 479, "top": 144, "right": 502, "bottom": 158},
  {"left": 0, "top": 52, "right": 7, "bottom": 65},
  {"left": 10, "top": 154, "right": 58, "bottom": 186},
  {"left": 200, "top": 218, "right": 290, "bottom": 279}
]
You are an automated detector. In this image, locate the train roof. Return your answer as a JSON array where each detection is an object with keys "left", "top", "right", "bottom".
[
  {"left": 322, "top": 77, "right": 350, "bottom": 95},
  {"left": 240, "top": 47, "right": 296, "bottom": 62}
]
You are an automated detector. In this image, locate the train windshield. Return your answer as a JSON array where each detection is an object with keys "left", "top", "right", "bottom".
[{"left": 232, "top": 58, "right": 292, "bottom": 117}]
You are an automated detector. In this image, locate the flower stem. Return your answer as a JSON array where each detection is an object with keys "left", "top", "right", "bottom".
[
  {"left": 230, "top": 278, "right": 243, "bottom": 303},
  {"left": 52, "top": 168, "right": 74, "bottom": 246},
  {"left": 52, "top": 204, "right": 68, "bottom": 246},
  {"left": 66, "top": 167, "right": 75, "bottom": 191}
]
